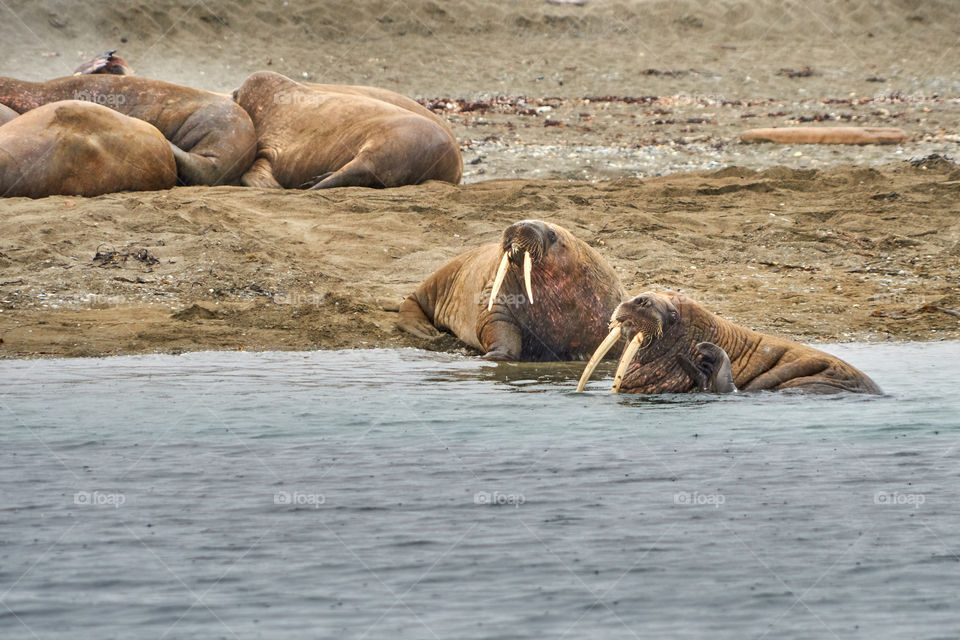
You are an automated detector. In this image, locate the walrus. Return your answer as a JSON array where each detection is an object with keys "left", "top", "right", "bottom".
[
  {"left": 398, "top": 220, "right": 626, "bottom": 361},
  {"left": 677, "top": 342, "right": 737, "bottom": 393},
  {"left": 0, "top": 103, "right": 16, "bottom": 126},
  {"left": 741, "top": 126, "right": 908, "bottom": 145},
  {"left": 0, "top": 75, "right": 256, "bottom": 185},
  {"left": 576, "top": 291, "right": 881, "bottom": 394},
  {"left": 73, "top": 50, "right": 134, "bottom": 76},
  {"left": 0, "top": 100, "right": 176, "bottom": 198},
  {"left": 233, "top": 71, "right": 462, "bottom": 189}
]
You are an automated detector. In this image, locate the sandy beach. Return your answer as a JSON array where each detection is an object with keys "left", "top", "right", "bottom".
[{"left": 1, "top": 0, "right": 958, "bottom": 358}]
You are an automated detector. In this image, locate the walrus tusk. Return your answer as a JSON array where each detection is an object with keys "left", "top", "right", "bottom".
[
  {"left": 523, "top": 250, "right": 534, "bottom": 305},
  {"left": 611, "top": 331, "right": 644, "bottom": 394},
  {"left": 488, "top": 251, "right": 511, "bottom": 311},
  {"left": 575, "top": 324, "right": 622, "bottom": 392}
]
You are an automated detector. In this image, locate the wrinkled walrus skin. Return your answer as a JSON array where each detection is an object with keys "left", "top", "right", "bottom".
[
  {"left": 0, "top": 100, "right": 176, "bottom": 198},
  {"left": 399, "top": 220, "right": 626, "bottom": 361},
  {"left": 740, "top": 126, "right": 908, "bottom": 145},
  {"left": 233, "top": 71, "right": 462, "bottom": 189},
  {"left": 0, "top": 75, "right": 256, "bottom": 186},
  {"left": 591, "top": 291, "right": 881, "bottom": 394}
]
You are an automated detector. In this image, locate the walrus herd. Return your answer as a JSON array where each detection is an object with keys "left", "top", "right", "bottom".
[
  {"left": 0, "top": 53, "right": 882, "bottom": 395},
  {"left": 0, "top": 52, "right": 462, "bottom": 196}
]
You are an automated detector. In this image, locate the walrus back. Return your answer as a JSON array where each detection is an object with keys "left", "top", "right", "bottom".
[{"left": 0, "top": 100, "right": 176, "bottom": 198}]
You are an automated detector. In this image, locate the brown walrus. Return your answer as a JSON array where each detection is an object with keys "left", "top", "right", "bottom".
[
  {"left": 741, "top": 126, "right": 908, "bottom": 145},
  {"left": 399, "top": 220, "right": 626, "bottom": 361},
  {"left": 0, "top": 103, "right": 16, "bottom": 126},
  {"left": 233, "top": 71, "right": 462, "bottom": 189},
  {"left": 0, "top": 75, "right": 256, "bottom": 186},
  {"left": 0, "top": 100, "right": 176, "bottom": 198},
  {"left": 73, "top": 50, "right": 134, "bottom": 76},
  {"left": 577, "top": 291, "right": 881, "bottom": 394}
]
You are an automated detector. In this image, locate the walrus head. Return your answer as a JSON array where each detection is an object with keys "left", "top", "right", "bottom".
[
  {"left": 73, "top": 50, "right": 134, "bottom": 76},
  {"left": 576, "top": 291, "right": 706, "bottom": 393},
  {"left": 487, "top": 220, "right": 563, "bottom": 311}
]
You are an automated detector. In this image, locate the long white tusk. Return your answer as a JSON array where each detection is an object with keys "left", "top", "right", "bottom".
[
  {"left": 611, "top": 331, "right": 644, "bottom": 394},
  {"left": 487, "top": 252, "right": 511, "bottom": 311},
  {"left": 575, "top": 325, "right": 621, "bottom": 392},
  {"left": 523, "top": 251, "right": 534, "bottom": 305}
]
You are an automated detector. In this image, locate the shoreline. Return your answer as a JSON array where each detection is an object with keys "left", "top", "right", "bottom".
[{"left": 2, "top": 161, "right": 958, "bottom": 360}]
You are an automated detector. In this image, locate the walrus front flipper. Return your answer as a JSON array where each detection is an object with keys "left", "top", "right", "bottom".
[
  {"left": 678, "top": 354, "right": 709, "bottom": 391},
  {"left": 478, "top": 316, "right": 523, "bottom": 361},
  {"left": 240, "top": 157, "right": 283, "bottom": 189},
  {"left": 398, "top": 296, "right": 442, "bottom": 339}
]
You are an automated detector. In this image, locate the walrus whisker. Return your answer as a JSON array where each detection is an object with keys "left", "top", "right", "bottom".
[
  {"left": 611, "top": 331, "right": 645, "bottom": 394},
  {"left": 523, "top": 250, "right": 534, "bottom": 305},
  {"left": 575, "top": 324, "right": 622, "bottom": 392},
  {"left": 487, "top": 251, "right": 511, "bottom": 311}
]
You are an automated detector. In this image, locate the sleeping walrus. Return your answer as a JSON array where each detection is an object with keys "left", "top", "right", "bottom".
[
  {"left": 0, "top": 100, "right": 176, "bottom": 198},
  {"left": 399, "top": 220, "right": 626, "bottom": 361},
  {"left": 577, "top": 291, "right": 881, "bottom": 394},
  {"left": 0, "top": 75, "right": 255, "bottom": 186},
  {"left": 233, "top": 71, "right": 462, "bottom": 189}
]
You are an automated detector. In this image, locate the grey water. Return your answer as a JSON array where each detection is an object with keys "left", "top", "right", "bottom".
[{"left": 1, "top": 342, "right": 959, "bottom": 639}]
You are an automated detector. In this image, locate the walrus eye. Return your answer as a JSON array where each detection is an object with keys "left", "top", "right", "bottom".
[
  {"left": 547, "top": 229, "right": 557, "bottom": 243},
  {"left": 669, "top": 310, "right": 679, "bottom": 322}
]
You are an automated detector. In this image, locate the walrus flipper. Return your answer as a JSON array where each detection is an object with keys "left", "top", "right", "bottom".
[
  {"left": 477, "top": 315, "right": 523, "bottom": 361},
  {"left": 742, "top": 359, "right": 831, "bottom": 392},
  {"left": 240, "top": 157, "right": 283, "bottom": 189},
  {"left": 309, "top": 157, "right": 384, "bottom": 190},
  {"left": 398, "top": 296, "right": 443, "bottom": 339},
  {"left": 678, "top": 354, "right": 710, "bottom": 391}
]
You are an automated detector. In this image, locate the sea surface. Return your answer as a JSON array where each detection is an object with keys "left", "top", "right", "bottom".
[{"left": 1, "top": 342, "right": 959, "bottom": 639}]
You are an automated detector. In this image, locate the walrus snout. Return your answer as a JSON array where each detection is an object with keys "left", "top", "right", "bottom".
[
  {"left": 500, "top": 220, "right": 552, "bottom": 263},
  {"left": 577, "top": 293, "right": 678, "bottom": 393}
]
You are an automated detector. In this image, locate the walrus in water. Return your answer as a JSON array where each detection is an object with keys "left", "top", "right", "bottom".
[
  {"left": 0, "top": 103, "right": 16, "bottom": 126},
  {"left": 577, "top": 291, "right": 881, "bottom": 394},
  {"left": 0, "top": 75, "right": 256, "bottom": 185},
  {"left": 73, "top": 50, "right": 134, "bottom": 76},
  {"left": 233, "top": 71, "right": 462, "bottom": 189},
  {"left": 741, "top": 127, "right": 908, "bottom": 145},
  {"left": 677, "top": 342, "right": 737, "bottom": 393},
  {"left": 399, "top": 220, "right": 626, "bottom": 361},
  {"left": 0, "top": 100, "right": 176, "bottom": 198}
]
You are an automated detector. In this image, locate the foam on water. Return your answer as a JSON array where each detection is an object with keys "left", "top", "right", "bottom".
[{"left": 1, "top": 342, "right": 958, "bottom": 639}]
